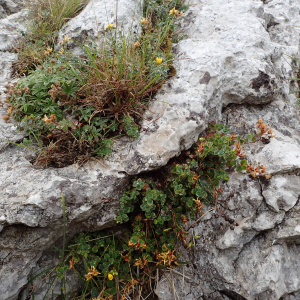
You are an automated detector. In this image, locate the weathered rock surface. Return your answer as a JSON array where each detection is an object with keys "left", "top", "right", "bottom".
[
  {"left": 1, "top": 0, "right": 300, "bottom": 299},
  {"left": 155, "top": 0, "right": 300, "bottom": 299},
  {"left": 0, "top": 51, "right": 24, "bottom": 151},
  {"left": 0, "top": 0, "right": 24, "bottom": 18},
  {"left": 58, "top": 0, "right": 143, "bottom": 54},
  {"left": 0, "top": 9, "right": 27, "bottom": 51},
  {"left": 0, "top": 143, "right": 128, "bottom": 300}
]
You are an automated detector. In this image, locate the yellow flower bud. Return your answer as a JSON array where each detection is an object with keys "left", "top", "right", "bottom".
[
  {"left": 156, "top": 57, "right": 163, "bottom": 65},
  {"left": 104, "top": 23, "right": 116, "bottom": 30},
  {"left": 169, "top": 7, "right": 176, "bottom": 15},
  {"left": 134, "top": 41, "right": 140, "bottom": 49},
  {"left": 108, "top": 273, "right": 113, "bottom": 280},
  {"left": 64, "top": 34, "right": 69, "bottom": 44},
  {"left": 140, "top": 18, "right": 148, "bottom": 25}
]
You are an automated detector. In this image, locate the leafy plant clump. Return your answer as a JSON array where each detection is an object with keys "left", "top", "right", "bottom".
[
  {"left": 4, "top": 0, "right": 188, "bottom": 167},
  {"left": 27, "top": 121, "right": 274, "bottom": 300}
]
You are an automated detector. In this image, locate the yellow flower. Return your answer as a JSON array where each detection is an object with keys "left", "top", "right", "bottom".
[
  {"left": 134, "top": 41, "right": 140, "bottom": 49},
  {"left": 58, "top": 48, "right": 65, "bottom": 54},
  {"left": 108, "top": 273, "right": 113, "bottom": 280},
  {"left": 104, "top": 23, "right": 116, "bottom": 30},
  {"left": 84, "top": 266, "right": 100, "bottom": 281},
  {"left": 169, "top": 7, "right": 178, "bottom": 15},
  {"left": 42, "top": 115, "right": 51, "bottom": 123},
  {"left": 140, "top": 17, "right": 148, "bottom": 25},
  {"left": 84, "top": 273, "right": 92, "bottom": 281},
  {"left": 7, "top": 108, "right": 12, "bottom": 116},
  {"left": 64, "top": 34, "right": 69, "bottom": 44},
  {"left": 156, "top": 57, "right": 163, "bottom": 64},
  {"left": 45, "top": 47, "right": 53, "bottom": 55},
  {"left": 42, "top": 114, "right": 56, "bottom": 123}
]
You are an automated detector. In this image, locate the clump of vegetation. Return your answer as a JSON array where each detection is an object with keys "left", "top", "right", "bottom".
[
  {"left": 23, "top": 121, "right": 274, "bottom": 300},
  {"left": 12, "top": 0, "right": 87, "bottom": 75},
  {"left": 3, "top": 0, "right": 187, "bottom": 167}
]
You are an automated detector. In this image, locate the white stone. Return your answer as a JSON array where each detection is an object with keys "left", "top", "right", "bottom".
[
  {"left": 58, "top": 0, "right": 143, "bottom": 53},
  {"left": 262, "top": 175, "right": 300, "bottom": 212},
  {"left": 0, "top": 9, "right": 27, "bottom": 51}
]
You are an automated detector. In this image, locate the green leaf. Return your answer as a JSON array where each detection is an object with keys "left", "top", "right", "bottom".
[
  {"left": 240, "top": 159, "right": 247, "bottom": 165},
  {"left": 147, "top": 199, "right": 153, "bottom": 206},
  {"left": 133, "top": 178, "right": 144, "bottom": 190},
  {"left": 130, "top": 236, "right": 139, "bottom": 244}
]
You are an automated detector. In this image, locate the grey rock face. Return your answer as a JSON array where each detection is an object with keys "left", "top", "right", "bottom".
[
  {"left": 0, "top": 0, "right": 24, "bottom": 18},
  {"left": 0, "top": 9, "right": 27, "bottom": 51},
  {"left": 58, "top": 0, "right": 143, "bottom": 54},
  {"left": 0, "top": 144, "right": 128, "bottom": 300}
]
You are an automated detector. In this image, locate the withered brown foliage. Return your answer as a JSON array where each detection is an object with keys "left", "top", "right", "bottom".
[{"left": 34, "top": 130, "right": 93, "bottom": 168}]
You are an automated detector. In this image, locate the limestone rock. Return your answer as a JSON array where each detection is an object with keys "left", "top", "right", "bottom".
[
  {"left": 58, "top": 0, "right": 144, "bottom": 54},
  {"left": 262, "top": 175, "right": 300, "bottom": 212},
  {"left": 0, "top": 9, "right": 27, "bottom": 51},
  {"left": 0, "top": 0, "right": 24, "bottom": 17},
  {"left": 0, "top": 51, "right": 24, "bottom": 151},
  {"left": 0, "top": 145, "right": 128, "bottom": 300}
]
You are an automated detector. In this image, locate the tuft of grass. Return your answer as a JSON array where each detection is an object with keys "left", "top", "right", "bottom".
[
  {"left": 26, "top": 0, "right": 86, "bottom": 36},
  {"left": 12, "top": 0, "right": 87, "bottom": 76},
  {"left": 6, "top": 0, "right": 188, "bottom": 167}
]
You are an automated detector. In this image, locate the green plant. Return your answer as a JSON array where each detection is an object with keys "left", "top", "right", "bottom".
[
  {"left": 5, "top": 0, "right": 188, "bottom": 167},
  {"left": 36, "top": 120, "right": 273, "bottom": 300},
  {"left": 26, "top": 0, "right": 86, "bottom": 37}
]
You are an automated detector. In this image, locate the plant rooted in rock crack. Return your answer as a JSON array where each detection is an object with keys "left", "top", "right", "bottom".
[
  {"left": 29, "top": 121, "right": 274, "bottom": 300},
  {"left": 4, "top": 0, "right": 187, "bottom": 167}
]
